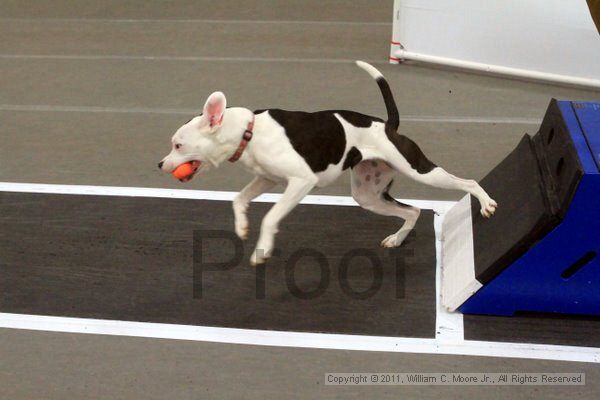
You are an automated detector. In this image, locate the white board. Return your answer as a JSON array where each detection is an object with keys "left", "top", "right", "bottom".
[{"left": 390, "top": 0, "right": 600, "bottom": 87}]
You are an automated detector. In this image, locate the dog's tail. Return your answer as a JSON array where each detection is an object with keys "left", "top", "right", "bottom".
[{"left": 355, "top": 60, "right": 399, "bottom": 130}]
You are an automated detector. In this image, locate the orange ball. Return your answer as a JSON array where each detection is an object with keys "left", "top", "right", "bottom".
[{"left": 172, "top": 162, "right": 197, "bottom": 180}]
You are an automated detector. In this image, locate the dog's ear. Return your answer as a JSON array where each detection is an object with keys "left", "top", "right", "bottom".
[{"left": 201, "top": 91, "right": 226, "bottom": 132}]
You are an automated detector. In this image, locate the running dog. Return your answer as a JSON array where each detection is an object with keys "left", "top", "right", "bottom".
[{"left": 158, "top": 61, "right": 497, "bottom": 265}]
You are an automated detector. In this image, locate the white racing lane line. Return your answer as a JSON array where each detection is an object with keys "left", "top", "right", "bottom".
[
  {"left": 0, "top": 17, "right": 392, "bottom": 26},
  {"left": 0, "top": 181, "right": 452, "bottom": 210},
  {"left": 0, "top": 312, "right": 598, "bottom": 363},
  {"left": 0, "top": 54, "right": 386, "bottom": 64},
  {"left": 0, "top": 104, "right": 195, "bottom": 115},
  {"left": 0, "top": 104, "right": 542, "bottom": 125},
  {"left": 0, "top": 182, "right": 598, "bottom": 363}
]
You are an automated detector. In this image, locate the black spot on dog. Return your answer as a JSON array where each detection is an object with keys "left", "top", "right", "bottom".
[
  {"left": 375, "top": 171, "right": 381, "bottom": 177},
  {"left": 365, "top": 175, "right": 371, "bottom": 182},
  {"left": 371, "top": 161, "right": 378, "bottom": 167},
  {"left": 255, "top": 109, "right": 382, "bottom": 173},
  {"left": 256, "top": 109, "right": 347, "bottom": 172},
  {"left": 254, "top": 108, "right": 432, "bottom": 176},
  {"left": 385, "top": 125, "right": 437, "bottom": 174},
  {"left": 343, "top": 146, "right": 363, "bottom": 170}
]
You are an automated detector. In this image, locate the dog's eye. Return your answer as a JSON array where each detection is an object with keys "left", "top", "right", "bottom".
[{"left": 175, "top": 144, "right": 182, "bottom": 149}]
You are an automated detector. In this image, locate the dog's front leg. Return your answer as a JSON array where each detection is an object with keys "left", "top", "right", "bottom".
[
  {"left": 233, "top": 176, "right": 277, "bottom": 240},
  {"left": 250, "top": 176, "right": 317, "bottom": 266}
]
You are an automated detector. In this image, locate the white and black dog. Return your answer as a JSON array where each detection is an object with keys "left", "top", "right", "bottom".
[{"left": 159, "top": 61, "right": 497, "bottom": 265}]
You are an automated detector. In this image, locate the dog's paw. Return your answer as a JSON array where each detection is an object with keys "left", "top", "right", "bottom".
[
  {"left": 234, "top": 215, "right": 249, "bottom": 240},
  {"left": 250, "top": 248, "right": 269, "bottom": 266},
  {"left": 480, "top": 198, "right": 498, "bottom": 218},
  {"left": 380, "top": 229, "right": 410, "bottom": 248},
  {"left": 381, "top": 234, "right": 401, "bottom": 248}
]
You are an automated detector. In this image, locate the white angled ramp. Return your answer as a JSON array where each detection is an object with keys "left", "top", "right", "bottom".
[{"left": 441, "top": 194, "right": 482, "bottom": 311}]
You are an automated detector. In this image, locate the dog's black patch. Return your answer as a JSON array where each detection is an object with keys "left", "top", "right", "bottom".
[
  {"left": 343, "top": 146, "right": 362, "bottom": 170},
  {"left": 375, "top": 77, "right": 400, "bottom": 130},
  {"left": 255, "top": 109, "right": 381, "bottom": 173},
  {"left": 382, "top": 180, "right": 412, "bottom": 208},
  {"left": 255, "top": 109, "right": 345, "bottom": 172},
  {"left": 254, "top": 108, "right": 434, "bottom": 174},
  {"left": 385, "top": 125, "right": 437, "bottom": 174}
]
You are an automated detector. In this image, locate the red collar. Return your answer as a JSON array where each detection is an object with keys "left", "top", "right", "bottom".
[{"left": 228, "top": 116, "right": 255, "bottom": 163}]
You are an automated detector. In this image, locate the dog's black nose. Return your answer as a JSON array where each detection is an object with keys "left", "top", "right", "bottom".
[{"left": 158, "top": 161, "right": 164, "bottom": 169}]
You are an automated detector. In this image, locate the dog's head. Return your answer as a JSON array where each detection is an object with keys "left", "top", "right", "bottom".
[{"left": 158, "top": 91, "right": 229, "bottom": 182}]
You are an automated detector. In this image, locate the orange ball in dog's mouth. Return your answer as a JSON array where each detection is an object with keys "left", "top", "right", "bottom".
[{"left": 172, "top": 161, "right": 201, "bottom": 182}]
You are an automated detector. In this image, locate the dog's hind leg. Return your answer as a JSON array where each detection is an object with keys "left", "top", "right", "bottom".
[
  {"left": 408, "top": 167, "right": 497, "bottom": 217},
  {"left": 379, "top": 133, "right": 497, "bottom": 218},
  {"left": 351, "top": 160, "right": 421, "bottom": 248},
  {"left": 233, "top": 176, "right": 277, "bottom": 240}
]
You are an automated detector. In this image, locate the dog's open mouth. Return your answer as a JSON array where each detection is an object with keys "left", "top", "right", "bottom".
[{"left": 172, "top": 160, "right": 202, "bottom": 182}]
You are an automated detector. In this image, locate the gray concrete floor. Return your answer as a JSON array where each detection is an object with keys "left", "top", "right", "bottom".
[{"left": 1, "top": 1, "right": 599, "bottom": 398}]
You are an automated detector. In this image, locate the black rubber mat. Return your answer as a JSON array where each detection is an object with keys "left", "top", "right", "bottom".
[
  {"left": 0, "top": 192, "right": 436, "bottom": 338},
  {"left": 470, "top": 100, "right": 583, "bottom": 285},
  {"left": 470, "top": 135, "right": 558, "bottom": 285},
  {"left": 464, "top": 313, "right": 600, "bottom": 347}
]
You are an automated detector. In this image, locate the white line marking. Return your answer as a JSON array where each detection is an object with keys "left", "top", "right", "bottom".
[
  {"left": 0, "top": 104, "right": 195, "bottom": 115},
  {"left": 441, "top": 195, "right": 483, "bottom": 311},
  {"left": 0, "top": 17, "right": 392, "bottom": 26},
  {"left": 0, "top": 313, "right": 597, "bottom": 363},
  {"left": 0, "top": 104, "right": 542, "bottom": 125},
  {"left": 0, "top": 182, "right": 453, "bottom": 211},
  {"left": 400, "top": 115, "right": 541, "bottom": 125},
  {"left": 0, "top": 54, "right": 384, "bottom": 64},
  {"left": 1, "top": 182, "right": 597, "bottom": 363},
  {"left": 434, "top": 211, "right": 465, "bottom": 342}
]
